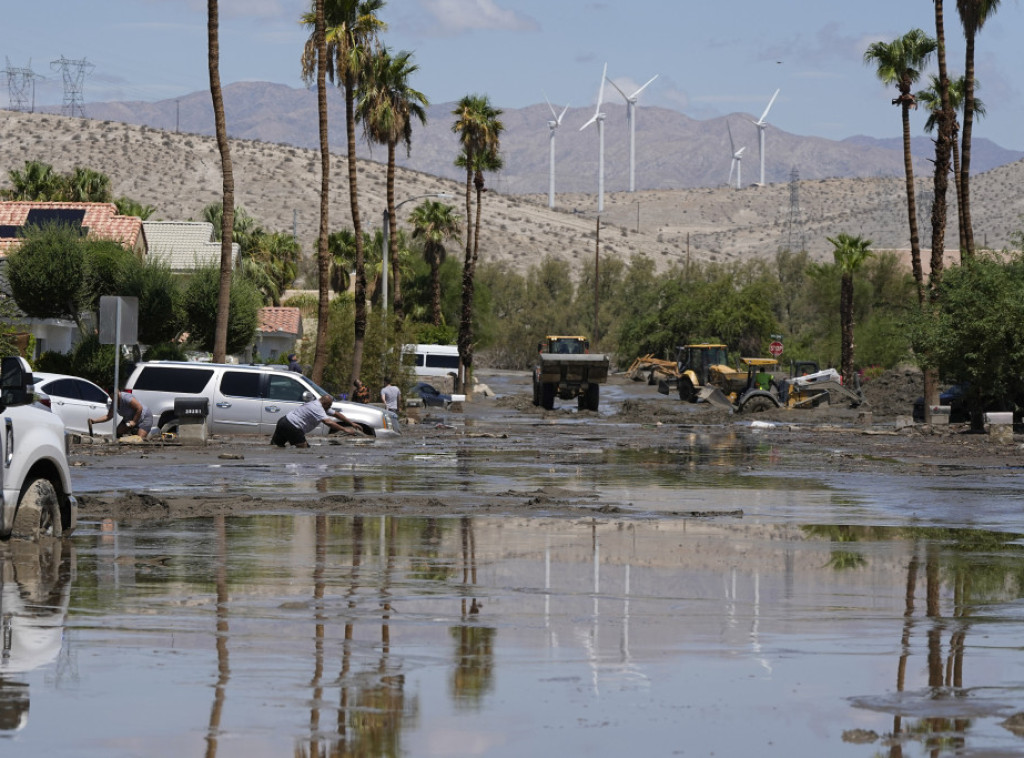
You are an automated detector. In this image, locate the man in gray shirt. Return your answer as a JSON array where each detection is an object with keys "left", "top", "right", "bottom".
[
  {"left": 380, "top": 377, "right": 401, "bottom": 412},
  {"left": 271, "top": 395, "right": 359, "bottom": 448}
]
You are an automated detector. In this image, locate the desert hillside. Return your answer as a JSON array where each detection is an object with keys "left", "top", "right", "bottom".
[{"left": 2, "top": 108, "right": 1022, "bottom": 278}]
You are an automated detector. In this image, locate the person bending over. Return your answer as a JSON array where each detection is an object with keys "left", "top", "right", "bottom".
[
  {"left": 90, "top": 390, "right": 154, "bottom": 440},
  {"left": 271, "top": 394, "right": 360, "bottom": 448}
]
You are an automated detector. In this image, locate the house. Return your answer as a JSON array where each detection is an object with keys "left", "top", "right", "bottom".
[
  {"left": 0, "top": 202, "right": 145, "bottom": 356},
  {"left": 254, "top": 306, "right": 302, "bottom": 363}
]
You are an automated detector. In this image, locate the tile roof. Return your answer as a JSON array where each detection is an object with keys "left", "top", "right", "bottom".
[
  {"left": 258, "top": 306, "right": 302, "bottom": 336},
  {"left": 0, "top": 202, "right": 142, "bottom": 254},
  {"left": 142, "top": 220, "right": 237, "bottom": 271}
]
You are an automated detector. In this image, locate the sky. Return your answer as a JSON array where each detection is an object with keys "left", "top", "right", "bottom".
[{"left": 2, "top": 0, "right": 1024, "bottom": 149}]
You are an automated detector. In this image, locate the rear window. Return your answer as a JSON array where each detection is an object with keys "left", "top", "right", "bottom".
[
  {"left": 424, "top": 353, "right": 459, "bottom": 369},
  {"left": 133, "top": 366, "right": 214, "bottom": 394}
]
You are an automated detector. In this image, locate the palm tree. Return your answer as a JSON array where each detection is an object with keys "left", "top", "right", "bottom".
[
  {"left": 207, "top": 0, "right": 235, "bottom": 364},
  {"left": 451, "top": 95, "right": 503, "bottom": 391},
  {"left": 410, "top": 200, "right": 460, "bottom": 326},
  {"left": 918, "top": 75, "right": 986, "bottom": 254},
  {"left": 356, "top": 47, "right": 428, "bottom": 322},
  {"left": 827, "top": 233, "right": 873, "bottom": 385},
  {"left": 956, "top": 0, "right": 1001, "bottom": 259},
  {"left": 328, "top": 228, "right": 357, "bottom": 294},
  {"left": 864, "top": 29, "right": 935, "bottom": 306},
  {"left": 301, "top": 0, "right": 386, "bottom": 386},
  {"left": 62, "top": 166, "right": 112, "bottom": 202},
  {"left": 1, "top": 161, "right": 61, "bottom": 200},
  {"left": 300, "top": 0, "right": 332, "bottom": 383},
  {"left": 114, "top": 196, "right": 157, "bottom": 219}
]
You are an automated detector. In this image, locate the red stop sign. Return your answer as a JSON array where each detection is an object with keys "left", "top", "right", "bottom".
[{"left": 769, "top": 340, "right": 784, "bottom": 357}]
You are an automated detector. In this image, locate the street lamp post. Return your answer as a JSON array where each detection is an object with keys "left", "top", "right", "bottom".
[{"left": 382, "top": 192, "right": 455, "bottom": 313}]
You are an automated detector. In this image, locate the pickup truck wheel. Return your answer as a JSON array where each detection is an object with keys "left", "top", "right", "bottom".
[
  {"left": 540, "top": 383, "right": 555, "bottom": 410},
  {"left": 12, "top": 478, "right": 62, "bottom": 541},
  {"left": 159, "top": 417, "right": 181, "bottom": 435}
]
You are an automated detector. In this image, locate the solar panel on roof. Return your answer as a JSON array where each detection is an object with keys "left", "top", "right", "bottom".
[
  {"left": 25, "top": 209, "right": 87, "bottom": 228},
  {"left": 0, "top": 226, "right": 21, "bottom": 238}
]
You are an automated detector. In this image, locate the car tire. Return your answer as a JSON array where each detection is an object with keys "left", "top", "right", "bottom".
[{"left": 12, "top": 478, "right": 63, "bottom": 541}]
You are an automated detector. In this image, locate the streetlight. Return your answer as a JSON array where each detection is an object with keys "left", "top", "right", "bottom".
[{"left": 382, "top": 192, "right": 455, "bottom": 313}]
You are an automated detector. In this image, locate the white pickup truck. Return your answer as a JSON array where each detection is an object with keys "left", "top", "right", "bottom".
[{"left": 0, "top": 356, "right": 77, "bottom": 541}]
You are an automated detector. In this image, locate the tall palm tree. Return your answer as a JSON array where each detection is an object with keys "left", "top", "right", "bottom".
[
  {"left": 300, "top": 0, "right": 332, "bottom": 383},
  {"left": 207, "top": 0, "right": 235, "bottom": 364},
  {"left": 356, "top": 47, "right": 428, "bottom": 322},
  {"left": 827, "top": 233, "right": 873, "bottom": 385},
  {"left": 302, "top": 0, "right": 386, "bottom": 386},
  {"left": 328, "top": 228, "right": 357, "bottom": 294},
  {"left": 864, "top": 28, "right": 935, "bottom": 306},
  {"left": 956, "top": 0, "right": 1001, "bottom": 259},
  {"left": 918, "top": 75, "right": 986, "bottom": 254},
  {"left": 451, "top": 95, "right": 503, "bottom": 391},
  {"left": 410, "top": 200, "right": 460, "bottom": 326},
  {"left": 1, "top": 161, "right": 60, "bottom": 200}
]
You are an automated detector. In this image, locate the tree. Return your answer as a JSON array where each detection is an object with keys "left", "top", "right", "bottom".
[
  {"left": 918, "top": 75, "right": 986, "bottom": 254},
  {"left": 181, "top": 266, "right": 261, "bottom": 355},
  {"left": 1, "top": 161, "right": 61, "bottom": 200},
  {"left": 864, "top": 28, "right": 935, "bottom": 305},
  {"left": 827, "top": 233, "right": 873, "bottom": 385},
  {"left": 114, "top": 196, "right": 157, "bottom": 219},
  {"left": 356, "top": 47, "right": 428, "bottom": 321},
  {"left": 207, "top": 0, "right": 235, "bottom": 364},
  {"left": 409, "top": 200, "right": 460, "bottom": 326},
  {"left": 956, "top": 0, "right": 1001, "bottom": 259},
  {"left": 302, "top": 0, "right": 386, "bottom": 386},
  {"left": 62, "top": 166, "right": 112, "bottom": 203},
  {"left": 451, "top": 94, "right": 503, "bottom": 392},
  {"left": 5, "top": 223, "right": 91, "bottom": 330}
]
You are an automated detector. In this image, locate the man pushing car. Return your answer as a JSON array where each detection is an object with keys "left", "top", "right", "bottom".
[{"left": 270, "top": 394, "right": 363, "bottom": 448}]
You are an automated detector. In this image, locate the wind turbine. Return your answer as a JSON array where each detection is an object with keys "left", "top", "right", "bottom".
[
  {"left": 605, "top": 71, "right": 658, "bottom": 192},
  {"left": 545, "top": 96, "right": 569, "bottom": 209},
  {"left": 752, "top": 88, "right": 779, "bottom": 186},
  {"left": 579, "top": 63, "right": 608, "bottom": 213},
  {"left": 727, "top": 121, "right": 745, "bottom": 189}
]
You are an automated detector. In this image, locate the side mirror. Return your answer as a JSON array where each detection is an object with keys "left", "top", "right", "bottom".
[{"left": 0, "top": 356, "right": 33, "bottom": 408}]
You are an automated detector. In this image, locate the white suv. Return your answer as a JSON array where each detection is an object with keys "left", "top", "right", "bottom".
[
  {"left": 124, "top": 361, "right": 400, "bottom": 438},
  {"left": 0, "top": 357, "right": 78, "bottom": 541}
]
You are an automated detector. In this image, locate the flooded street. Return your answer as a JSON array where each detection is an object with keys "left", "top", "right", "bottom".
[{"left": 5, "top": 371, "right": 1024, "bottom": 757}]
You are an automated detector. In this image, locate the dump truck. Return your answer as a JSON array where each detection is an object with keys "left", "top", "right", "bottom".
[{"left": 532, "top": 335, "right": 610, "bottom": 411}]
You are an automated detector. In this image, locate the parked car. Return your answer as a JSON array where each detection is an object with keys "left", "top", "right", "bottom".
[
  {"left": 912, "top": 383, "right": 968, "bottom": 422},
  {"left": 0, "top": 357, "right": 78, "bottom": 541},
  {"left": 124, "top": 361, "right": 400, "bottom": 438},
  {"left": 32, "top": 372, "right": 112, "bottom": 436},
  {"left": 410, "top": 381, "right": 453, "bottom": 408}
]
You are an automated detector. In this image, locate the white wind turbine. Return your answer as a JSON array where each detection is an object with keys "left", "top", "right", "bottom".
[
  {"left": 752, "top": 88, "right": 779, "bottom": 186},
  {"left": 605, "top": 71, "right": 658, "bottom": 192},
  {"left": 727, "top": 121, "right": 746, "bottom": 189},
  {"left": 545, "top": 96, "right": 569, "bottom": 209},
  {"left": 579, "top": 63, "right": 608, "bottom": 213}
]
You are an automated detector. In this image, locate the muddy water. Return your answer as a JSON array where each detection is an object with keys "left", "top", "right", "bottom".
[{"left": 6, "top": 495, "right": 1024, "bottom": 755}]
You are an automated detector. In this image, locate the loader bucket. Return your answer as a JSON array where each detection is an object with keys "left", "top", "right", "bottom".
[{"left": 697, "top": 386, "right": 735, "bottom": 411}]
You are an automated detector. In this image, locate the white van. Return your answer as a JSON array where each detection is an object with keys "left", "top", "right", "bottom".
[{"left": 402, "top": 344, "right": 460, "bottom": 378}]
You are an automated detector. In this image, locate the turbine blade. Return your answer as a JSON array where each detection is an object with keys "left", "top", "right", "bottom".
[
  {"left": 727, "top": 121, "right": 735, "bottom": 152},
  {"left": 630, "top": 74, "right": 659, "bottom": 98},
  {"left": 606, "top": 75, "right": 630, "bottom": 102},
  {"left": 580, "top": 113, "right": 598, "bottom": 131},
  {"left": 595, "top": 62, "right": 607, "bottom": 111},
  {"left": 758, "top": 88, "right": 780, "bottom": 123},
  {"left": 558, "top": 103, "right": 570, "bottom": 124},
  {"left": 545, "top": 94, "right": 558, "bottom": 120},
  {"left": 737, "top": 146, "right": 746, "bottom": 156}
]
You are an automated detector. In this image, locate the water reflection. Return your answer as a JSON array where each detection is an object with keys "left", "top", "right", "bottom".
[
  {"left": 18, "top": 516, "right": 1024, "bottom": 756},
  {"left": 0, "top": 539, "right": 73, "bottom": 734}
]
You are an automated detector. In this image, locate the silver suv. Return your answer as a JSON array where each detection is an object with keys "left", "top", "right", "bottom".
[{"left": 124, "top": 362, "right": 400, "bottom": 438}]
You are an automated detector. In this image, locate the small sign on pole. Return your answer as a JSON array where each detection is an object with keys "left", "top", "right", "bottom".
[
  {"left": 769, "top": 340, "right": 784, "bottom": 357},
  {"left": 99, "top": 297, "right": 139, "bottom": 440}
]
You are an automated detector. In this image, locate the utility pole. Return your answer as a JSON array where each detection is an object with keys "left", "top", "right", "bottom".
[
  {"left": 3, "top": 58, "right": 38, "bottom": 112},
  {"left": 594, "top": 216, "right": 600, "bottom": 344},
  {"left": 50, "top": 55, "right": 94, "bottom": 118}
]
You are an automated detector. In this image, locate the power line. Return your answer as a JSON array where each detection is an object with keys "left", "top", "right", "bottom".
[
  {"left": 781, "top": 166, "right": 807, "bottom": 253},
  {"left": 50, "top": 55, "right": 94, "bottom": 118}
]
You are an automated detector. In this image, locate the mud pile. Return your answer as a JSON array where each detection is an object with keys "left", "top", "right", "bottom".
[{"left": 862, "top": 366, "right": 922, "bottom": 417}]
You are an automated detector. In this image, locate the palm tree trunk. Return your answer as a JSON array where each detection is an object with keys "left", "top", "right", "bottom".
[
  {"left": 311, "top": 0, "right": 331, "bottom": 383},
  {"left": 960, "top": 34, "right": 977, "bottom": 258},
  {"left": 430, "top": 245, "right": 442, "bottom": 326},
  {"left": 207, "top": 0, "right": 234, "bottom": 364},
  {"left": 953, "top": 133, "right": 966, "bottom": 255},
  {"left": 386, "top": 140, "right": 402, "bottom": 321},
  {"left": 840, "top": 273, "right": 854, "bottom": 384},
  {"left": 457, "top": 164, "right": 474, "bottom": 389},
  {"left": 901, "top": 101, "right": 925, "bottom": 305},
  {"left": 346, "top": 70, "right": 367, "bottom": 387}
]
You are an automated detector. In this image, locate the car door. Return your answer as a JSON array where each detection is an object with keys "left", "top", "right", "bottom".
[
  {"left": 262, "top": 373, "right": 318, "bottom": 435},
  {"left": 42, "top": 378, "right": 109, "bottom": 434},
  {"left": 73, "top": 379, "right": 113, "bottom": 434},
  {"left": 212, "top": 370, "right": 263, "bottom": 434}
]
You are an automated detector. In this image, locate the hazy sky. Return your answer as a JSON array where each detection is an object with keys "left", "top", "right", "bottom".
[{"left": 3, "top": 0, "right": 1023, "bottom": 149}]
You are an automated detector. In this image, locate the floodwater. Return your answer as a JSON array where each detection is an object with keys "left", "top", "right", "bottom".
[{"left": 6, "top": 379, "right": 1024, "bottom": 757}]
